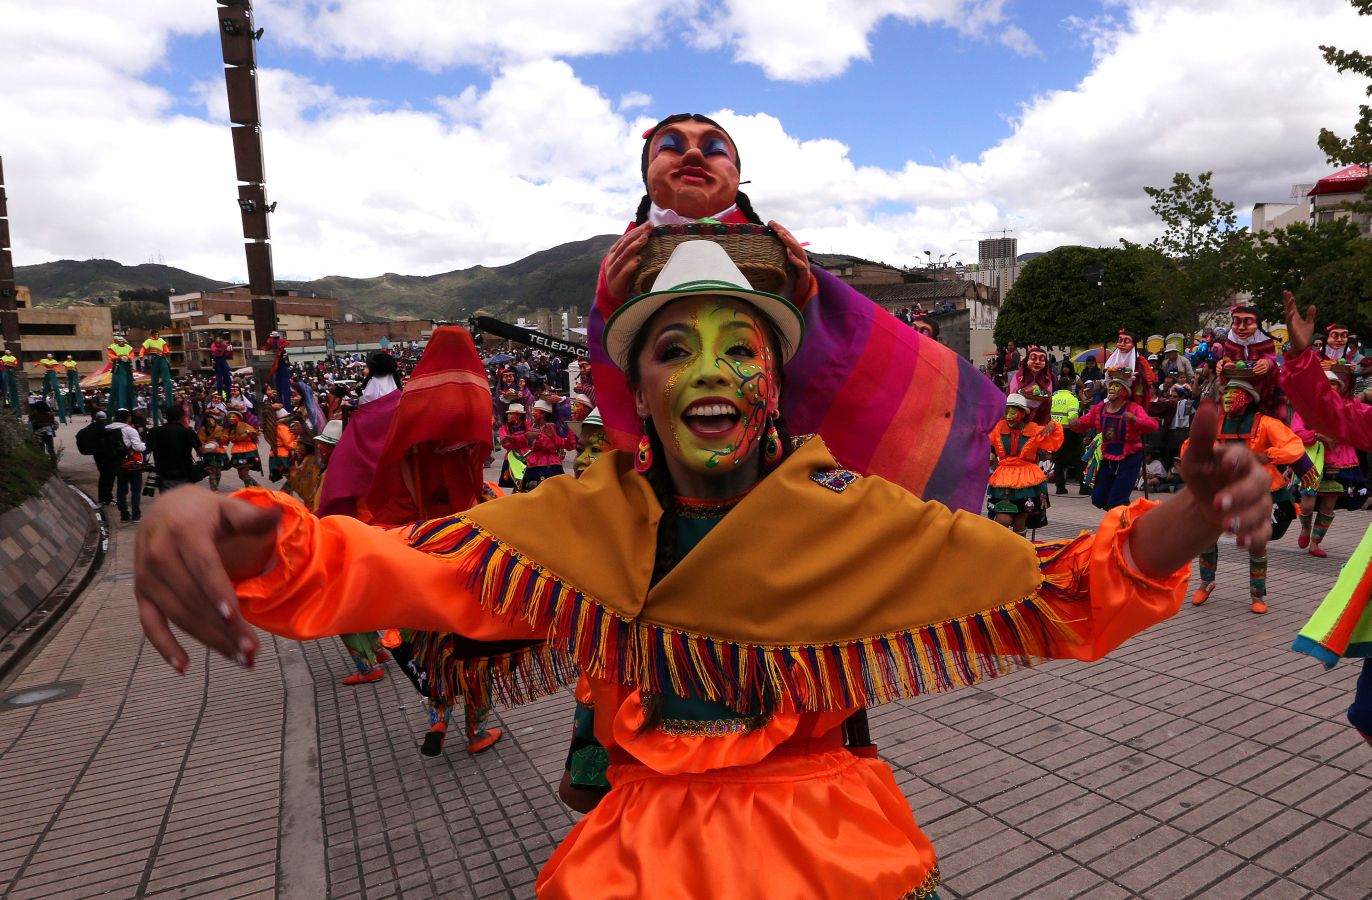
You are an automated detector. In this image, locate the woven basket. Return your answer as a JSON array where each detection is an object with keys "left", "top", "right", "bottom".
[{"left": 635, "top": 223, "right": 790, "bottom": 295}]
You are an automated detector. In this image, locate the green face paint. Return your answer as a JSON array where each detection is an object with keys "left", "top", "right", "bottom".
[{"left": 644, "top": 297, "right": 776, "bottom": 477}]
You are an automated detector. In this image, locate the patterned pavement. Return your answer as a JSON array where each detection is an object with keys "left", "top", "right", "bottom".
[{"left": 1, "top": 421, "right": 1369, "bottom": 898}]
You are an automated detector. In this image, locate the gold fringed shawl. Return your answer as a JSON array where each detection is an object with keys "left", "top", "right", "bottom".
[{"left": 399, "top": 437, "right": 1080, "bottom": 712}]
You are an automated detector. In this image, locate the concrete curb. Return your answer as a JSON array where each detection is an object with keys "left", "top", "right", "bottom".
[{"left": 0, "top": 479, "right": 107, "bottom": 688}]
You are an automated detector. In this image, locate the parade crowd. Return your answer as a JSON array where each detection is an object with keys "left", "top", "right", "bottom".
[{"left": 3, "top": 111, "right": 1365, "bottom": 899}]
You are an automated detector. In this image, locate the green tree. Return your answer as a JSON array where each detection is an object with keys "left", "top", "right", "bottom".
[
  {"left": 1297, "top": 240, "right": 1372, "bottom": 333},
  {"left": 995, "top": 245, "right": 1172, "bottom": 348},
  {"left": 1139, "top": 171, "right": 1254, "bottom": 327},
  {"left": 1248, "top": 219, "right": 1363, "bottom": 323}
]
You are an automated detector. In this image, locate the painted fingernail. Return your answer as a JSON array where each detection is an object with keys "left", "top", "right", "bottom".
[
  {"left": 173, "top": 658, "right": 187, "bottom": 676},
  {"left": 1230, "top": 517, "right": 1243, "bottom": 533},
  {"left": 233, "top": 652, "right": 247, "bottom": 667},
  {"left": 218, "top": 601, "right": 233, "bottom": 621},
  {"left": 239, "top": 635, "right": 256, "bottom": 655},
  {"left": 1218, "top": 495, "right": 1233, "bottom": 512}
]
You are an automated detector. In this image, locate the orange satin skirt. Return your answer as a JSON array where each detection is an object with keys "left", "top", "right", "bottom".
[
  {"left": 534, "top": 748, "right": 938, "bottom": 899},
  {"left": 988, "top": 459, "right": 1048, "bottom": 490}
]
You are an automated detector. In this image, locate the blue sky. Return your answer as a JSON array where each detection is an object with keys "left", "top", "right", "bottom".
[
  {"left": 152, "top": 3, "right": 1099, "bottom": 169},
  {"left": 7, "top": 0, "right": 1368, "bottom": 278}
]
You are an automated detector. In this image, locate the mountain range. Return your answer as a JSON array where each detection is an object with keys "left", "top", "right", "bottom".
[{"left": 15, "top": 235, "right": 621, "bottom": 322}]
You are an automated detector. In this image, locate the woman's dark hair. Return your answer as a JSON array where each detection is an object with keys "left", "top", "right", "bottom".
[{"left": 633, "top": 112, "right": 763, "bottom": 227}]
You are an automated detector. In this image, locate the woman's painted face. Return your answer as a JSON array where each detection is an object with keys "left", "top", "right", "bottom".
[
  {"left": 574, "top": 425, "right": 610, "bottom": 476},
  {"left": 506, "top": 411, "right": 524, "bottom": 426},
  {"left": 1230, "top": 313, "right": 1258, "bottom": 340},
  {"left": 1107, "top": 382, "right": 1127, "bottom": 401},
  {"left": 1027, "top": 351, "right": 1047, "bottom": 372},
  {"left": 531, "top": 409, "right": 549, "bottom": 426},
  {"left": 1221, "top": 386, "right": 1250, "bottom": 415},
  {"left": 1005, "top": 406, "right": 1026, "bottom": 426},
  {"left": 645, "top": 120, "right": 740, "bottom": 219},
  {"left": 633, "top": 296, "right": 778, "bottom": 476}
]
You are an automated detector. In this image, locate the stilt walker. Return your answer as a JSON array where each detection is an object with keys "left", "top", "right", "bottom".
[
  {"left": 263, "top": 331, "right": 292, "bottom": 413},
  {"left": 210, "top": 332, "right": 234, "bottom": 400},
  {"left": 34, "top": 353, "right": 67, "bottom": 423},
  {"left": 63, "top": 355, "right": 85, "bottom": 413},
  {"left": 106, "top": 332, "right": 136, "bottom": 413},
  {"left": 1187, "top": 362, "right": 1312, "bottom": 614},
  {"left": 141, "top": 328, "right": 172, "bottom": 425},
  {"left": 0, "top": 344, "right": 20, "bottom": 414}
]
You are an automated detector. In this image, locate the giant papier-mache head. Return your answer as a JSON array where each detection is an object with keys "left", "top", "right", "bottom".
[{"left": 634, "top": 113, "right": 763, "bottom": 226}]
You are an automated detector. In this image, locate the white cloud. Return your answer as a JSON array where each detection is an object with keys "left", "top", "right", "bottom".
[
  {"left": 263, "top": 0, "right": 690, "bottom": 71},
  {"left": 618, "top": 91, "right": 653, "bottom": 113},
  {"left": 4, "top": 0, "right": 1372, "bottom": 291},
  {"left": 690, "top": 0, "right": 1034, "bottom": 81}
]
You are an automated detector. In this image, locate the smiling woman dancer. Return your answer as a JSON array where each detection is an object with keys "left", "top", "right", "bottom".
[{"left": 135, "top": 229, "right": 1273, "bottom": 897}]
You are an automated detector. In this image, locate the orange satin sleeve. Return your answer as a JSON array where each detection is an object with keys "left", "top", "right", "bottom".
[
  {"left": 230, "top": 488, "right": 542, "bottom": 644},
  {"left": 1035, "top": 421, "right": 1065, "bottom": 454},
  {"left": 1040, "top": 497, "right": 1187, "bottom": 662}
]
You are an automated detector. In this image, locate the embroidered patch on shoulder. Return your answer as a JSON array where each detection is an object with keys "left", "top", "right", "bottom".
[{"left": 810, "top": 469, "right": 859, "bottom": 493}]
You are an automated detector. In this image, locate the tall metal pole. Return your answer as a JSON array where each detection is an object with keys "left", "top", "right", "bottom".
[
  {"left": 216, "top": 0, "right": 277, "bottom": 350},
  {"left": 0, "top": 157, "right": 19, "bottom": 354}
]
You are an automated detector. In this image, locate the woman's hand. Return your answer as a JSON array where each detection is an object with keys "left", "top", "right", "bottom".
[
  {"left": 768, "top": 220, "right": 811, "bottom": 301},
  {"left": 1283, "top": 289, "right": 1317, "bottom": 355},
  {"left": 602, "top": 223, "right": 652, "bottom": 303},
  {"left": 1128, "top": 399, "right": 1272, "bottom": 578},
  {"left": 135, "top": 487, "right": 281, "bottom": 674}
]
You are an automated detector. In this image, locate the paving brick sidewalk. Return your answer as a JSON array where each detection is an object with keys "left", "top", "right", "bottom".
[{"left": 2, "top": 429, "right": 1370, "bottom": 898}]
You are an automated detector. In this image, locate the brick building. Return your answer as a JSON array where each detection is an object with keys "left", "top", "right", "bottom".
[
  {"left": 9, "top": 294, "right": 114, "bottom": 375},
  {"left": 169, "top": 287, "right": 339, "bottom": 371},
  {"left": 329, "top": 319, "right": 437, "bottom": 356},
  {"left": 857, "top": 281, "right": 998, "bottom": 361}
]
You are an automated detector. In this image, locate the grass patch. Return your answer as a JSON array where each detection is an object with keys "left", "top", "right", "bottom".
[{"left": 0, "top": 413, "right": 56, "bottom": 513}]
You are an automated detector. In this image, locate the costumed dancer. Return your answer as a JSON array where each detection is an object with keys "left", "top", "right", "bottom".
[
  {"left": 263, "top": 331, "right": 292, "bottom": 413},
  {"left": 911, "top": 314, "right": 939, "bottom": 342},
  {"left": 497, "top": 403, "right": 529, "bottom": 490},
  {"left": 210, "top": 332, "right": 234, "bottom": 399},
  {"left": 1322, "top": 322, "right": 1357, "bottom": 363},
  {"left": 1294, "top": 362, "right": 1363, "bottom": 558},
  {"left": 1103, "top": 329, "right": 1157, "bottom": 406},
  {"left": 106, "top": 332, "right": 137, "bottom": 413},
  {"left": 34, "top": 353, "right": 68, "bottom": 424},
  {"left": 1186, "top": 362, "right": 1312, "bottom": 614},
  {"left": 268, "top": 404, "right": 297, "bottom": 485},
  {"left": 987, "top": 393, "right": 1062, "bottom": 535},
  {"left": 1007, "top": 346, "right": 1055, "bottom": 425},
  {"left": 509, "top": 398, "right": 575, "bottom": 492},
  {"left": 224, "top": 410, "right": 261, "bottom": 488},
  {"left": 140, "top": 328, "right": 173, "bottom": 426},
  {"left": 1069, "top": 368, "right": 1158, "bottom": 510},
  {"left": 360, "top": 327, "right": 508, "bottom": 756},
  {"left": 135, "top": 239, "right": 1275, "bottom": 898},
  {"left": 1280, "top": 292, "right": 1372, "bottom": 747},
  {"left": 63, "top": 355, "right": 85, "bottom": 414},
  {"left": 1, "top": 344, "right": 21, "bottom": 413},
  {"left": 1216, "top": 304, "right": 1282, "bottom": 417},
  {"left": 197, "top": 409, "right": 229, "bottom": 492},
  {"left": 285, "top": 422, "right": 323, "bottom": 509}
]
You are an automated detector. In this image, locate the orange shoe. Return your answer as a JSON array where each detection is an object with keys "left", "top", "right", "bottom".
[
  {"left": 341, "top": 667, "right": 384, "bottom": 685},
  {"left": 1250, "top": 598, "right": 1268, "bottom": 614},
  {"left": 467, "top": 727, "right": 503, "bottom": 754},
  {"left": 1191, "top": 583, "right": 1215, "bottom": 606}
]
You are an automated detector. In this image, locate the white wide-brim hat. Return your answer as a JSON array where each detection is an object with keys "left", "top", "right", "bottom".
[
  {"left": 506, "top": 403, "right": 526, "bottom": 414},
  {"left": 315, "top": 419, "right": 344, "bottom": 445},
  {"left": 602, "top": 240, "right": 805, "bottom": 372},
  {"left": 1005, "top": 393, "right": 1031, "bottom": 410},
  {"left": 532, "top": 399, "right": 554, "bottom": 414},
  {"left": 570, "top": 406, "right": 604, "bottom": 437}
]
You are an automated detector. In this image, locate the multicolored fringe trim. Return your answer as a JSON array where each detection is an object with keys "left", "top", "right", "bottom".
[
  {"left": 404, "top": 515, "right": 1085, "bottom": 714},
  {"left": 408, "top": 631, "right": 577, "bottom": 710}
]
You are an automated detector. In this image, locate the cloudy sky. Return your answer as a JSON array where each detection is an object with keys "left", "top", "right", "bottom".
[{"left": 3, "top": 0, "right": 1370, "bottom": 281}]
